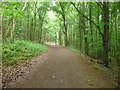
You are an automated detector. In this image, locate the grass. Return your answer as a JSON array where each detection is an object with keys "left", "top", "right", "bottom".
[
  {"left": 90, "top": 64, "right": 109, "bottom": 71},
  {"left": 67, "top": 46, "right": 81, "bottom": 54},
  {"left": 2, "top": 40, "right": 48, "bottom": 66}
]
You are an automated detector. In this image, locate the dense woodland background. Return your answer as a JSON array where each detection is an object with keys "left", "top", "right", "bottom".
[{"left": 1, "top": 2, "right": 120, "bottom": 87}]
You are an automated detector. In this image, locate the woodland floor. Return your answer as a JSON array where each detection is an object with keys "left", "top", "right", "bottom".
[{"left": 6, "top": 44, "right": 115, "bottom": 88}]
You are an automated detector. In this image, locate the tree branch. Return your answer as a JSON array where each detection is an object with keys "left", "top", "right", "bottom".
[
  {"left": 95, "top": 2, "right": 103, "bottom": 10},
  {"left": 70, "top": 2, "right": 103, "bottom": 37},
  {"left": 22, "top": 2, "right": 27, "bottom": 11}
]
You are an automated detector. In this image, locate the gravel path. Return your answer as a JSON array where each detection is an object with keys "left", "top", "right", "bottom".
[{"left": 7, "top": 45, "right": 114, "bottom": 88}]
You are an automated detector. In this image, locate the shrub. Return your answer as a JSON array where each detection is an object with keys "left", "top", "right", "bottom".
[{"left": 2, "top": 40, "right": 48, "bottom": 66}]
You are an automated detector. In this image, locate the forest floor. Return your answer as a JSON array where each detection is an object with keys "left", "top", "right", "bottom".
[{"left": 6, "top": 44, "right": 115, "bottom": 88}]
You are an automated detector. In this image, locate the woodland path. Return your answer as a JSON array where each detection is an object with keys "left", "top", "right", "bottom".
[{"left": 8, "top": 45, "right": 114, "bottom": 88}]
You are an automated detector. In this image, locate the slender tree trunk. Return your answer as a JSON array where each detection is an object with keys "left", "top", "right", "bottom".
[
  {"left": 34, "top": 13, "right": 36, "bottom": 41},
  {"left": 59, "top": 3, "right": 68, "bottom": 46},
  {"left": 26, "top": 3, "right": 30, "bottom": 41},
  {"left": 27, "top": 9, "right": 30, "bottom": 40},
  {"left": 79, "top": 11, "right": 83, "bottom": 51},
  {"left": 64, "top": 25, "right": 68, "bottom": 46},
  {"left": 103, "top": 2, "right": 109, "bottom": 68},
  {"left": 98, "top": 10, "right": 101, "bottom": 48},
  {"left": 40, "top": 21, "right": 43, "bottom": 43},
  {"left": 30, "top": 18, "right": 34, "bottom": 41},
  {"left": 82, "top": 3, "right": 88, "bottom": 55},
  {"left": 4, "top": 19, "right": 10, "bottom": 42},
  {"left": 33, "top": 2, "right": 37, "bottom": 41},
  {"left": 59, "top": 23, "right": 62, "bottom": 45},
  {"left": 10, "top": 17, "right": 15, "bottom": 43},
  {"left": 63, "top": 14, "right": 68, "bottom": 46},
  {"left": 39, "top": 15, "right": 43, "bottom": 43},
  {"left": 1, "top": 15, "right": 4, "bottom": 43},
  {"left": 73, "top": 31, "right": 75, "bottom": 46},
  {"left": 71, "top": 25, "right": 74, "bottom": 46},
  {"left": 89, "top": 3, "right": 93, "bottom": 49}
]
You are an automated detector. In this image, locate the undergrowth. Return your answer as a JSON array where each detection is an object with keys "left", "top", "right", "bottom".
[{"left": 2, "top": 40, "right": 48, "bottom": 66}]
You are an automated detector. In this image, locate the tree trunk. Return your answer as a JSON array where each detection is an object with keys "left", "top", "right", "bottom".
[
  {"left": 27, "top": 10, "right": 30, "bottom": 40},
  {"left": 60, "top": 3, "right": 68, "bottom": 47},
  {"left": 59, "top": 23, "right": 62, "bottom": 45},
  {"left": 32, "top": 2, "right": 37, "bottom": 41},
  {"left": 103, "top": 2, "right": 109, "bottom": 68},
  {"left": 10, "top": 17, "right": 15, "bottom": 43},
  {"left": 1, "top": 15, "right": 5, "bottom": 43},
  {"left": 26, "top": 3, "right": 30, "bottom": 40},
  {"left": 89, "top": 3, "right": 93, "bottom": 49},
  {"left": 78, "top": 10, "right": 83, "bottom": 51},
  {"left": 63, "top": 14, "right": 68, "bottom": 46},
  {"left": 64, "top": 25, "right": 68, "bottom": 46},
  {"left": 114, "top": 7, "right": 120, "bottom": 88},
  {"left": 39, "top": 15, "right": 43, "bottom": 43},
  {"left": 30, "top": 18, "right": 34, "bottom": 41},
  {"left": 82, "top": 3, "right": 88, "bottom": 55},
  {"left": 4, "top": 19, "right": 10, "bottom": 42}
]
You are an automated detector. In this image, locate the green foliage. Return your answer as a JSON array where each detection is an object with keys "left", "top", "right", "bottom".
[
  {"left": 2, "top": 40, "right": 48, "bottom": 66},
  {"left": 68, "top": 46, "right": 81, "bottom": 54},
  {"left": 2, "top": 2, "right": 25, "bottom": 18}
]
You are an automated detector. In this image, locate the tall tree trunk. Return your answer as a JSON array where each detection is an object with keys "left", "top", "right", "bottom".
[
  {"left": 98, "top": 9, "right": 101, "bottom": 48},
  {"left": 79, "top": 10, "right": 83, "bottom": 51},
  {"left": 63, "top": 14, "right": 68, "bottom": 46},
  {"left": 59, "top": 23, "right": 62, "bottom": 45},
  {"left": 10, "top": 17, "right": 15, "bottom": 43},
  {"left": 26, "top": 3, "right": 30, "bottom": 41},
  {"left": 60, "top": 2, "right": 68, "bottom": 46},
  {"left": 82, "top": 3, "right": 88, "bottom": 55},
  {"left": 4, "top": 19, "right": 10, "bottom": 42},
  {"left": 1, "top": 15, "right": 4, "bottom": 43},
  {"left": 40, "top": 21, "right": 43, "bottom": 43},
  {"left": 34, "top": 13, "right": 36, "bottom": 41},
  {"left": 64, "top": 25, "right": 68, "bottom": 46},
  {"left": 103, "top": 2, "right": 109, "bottom": 68},
  {"left": 27, "top": 8, "right": 30, "bottom": 40},
  {"left": 115, "top": 7, "right": 120, "bottom": 88},
  {"left": 33, "top": 2, "right": 37, "bottom": 41},
  {"left": 39, "top": 15, "right": 43, "bottom": 43},
  {"left": 30, "top": 18, "right": 34, "bottom": 41},
  {"left": 89, "top": 3, "right": 93, "bottom": 49}
]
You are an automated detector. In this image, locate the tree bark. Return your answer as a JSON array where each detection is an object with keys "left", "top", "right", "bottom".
[
  {"left": 1, "top": 15, "right": 4, "bottom": 43},
  {"left": 60, "top": 2, "right": 68, "bottom": 46},
  {"left": 62, "top": 12, "right": 68, "bottom": 46},
  {"left": 33, "top": 2, "right": 37, "bottom": 41},
  {"left": 3, "top": 19, "right": 10, "bottom": 42},
  {"left": 82, "top": 3, "right": 88, "bottom": 55},
  {"left": 89, "top": 3, "right": 93, "bottom": 49},
  {"left": 30, "top": 18, "right": 34, "bottom": 41},
  {"left": 39, "top": 15, "right": 43, "bottom": 43},
  {"left": 103, "top": 2, "right": 109, "bottom": 68},
  {"left": 115, "top": 7, "right": 120, "bottom": 88},
  {"left": 59, "top": 23, "right": 62, "bottom": 45},
  {"left": 10, "top": 17, "right": 15, "bottom": 43}
]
